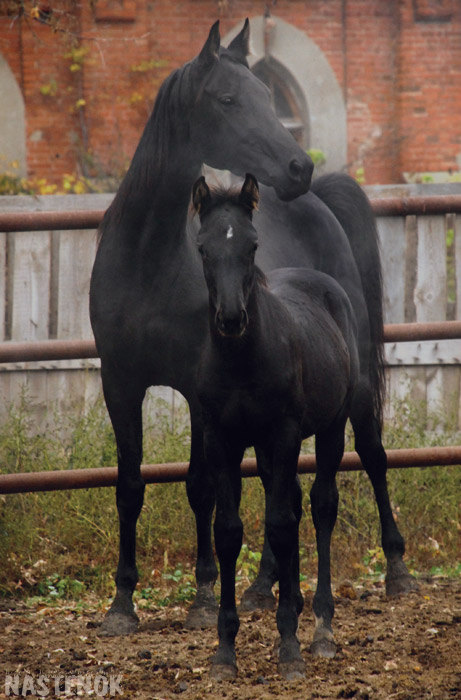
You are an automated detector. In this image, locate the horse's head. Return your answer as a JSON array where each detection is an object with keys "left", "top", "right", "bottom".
[
  {"left": 189, "top": 21, "right": 313, "bottom": 201},
  {"left": 193, "top": 173, "right": 260, "bottom": 338}
]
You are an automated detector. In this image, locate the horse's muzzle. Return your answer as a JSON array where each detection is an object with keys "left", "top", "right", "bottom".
[{"left": 276, "top": 155, "right": 314, "bottom": 201}]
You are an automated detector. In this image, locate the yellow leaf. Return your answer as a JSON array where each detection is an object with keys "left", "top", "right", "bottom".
[{"left": 73, "top": 181, "right": 87, "bottom": 194}]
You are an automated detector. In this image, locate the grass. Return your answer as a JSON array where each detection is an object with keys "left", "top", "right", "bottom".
[{"left": 0, "top": 390, "right": 459, "bottom": 606}]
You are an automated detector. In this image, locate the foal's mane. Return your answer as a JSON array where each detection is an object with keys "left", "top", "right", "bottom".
[{"left": 204, "top": 184, "right": 247, "bottom": 212}]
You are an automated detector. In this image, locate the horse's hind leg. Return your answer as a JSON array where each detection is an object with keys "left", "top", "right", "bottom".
[
  {"left": 310, "top": 420, "right": 345, "bottom": 658},
  {"left": 240, "top": 449, "right": 278, "bottom": 613},
  {"left": 184, "top": 414, "right": 218, "bottom": 629},
  {"left": 240, "top": 465, "right": 304, "bottom": 615},
  {"left": 99, "top": 373, "right": 146, "bottom": 637},
  {"left": 350, "top": 381, "right": 418, "bottom": 596}
]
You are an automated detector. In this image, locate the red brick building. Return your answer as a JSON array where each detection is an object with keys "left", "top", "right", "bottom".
[{"left": 1, "top": 0, "right": 460, "bottom": 186}]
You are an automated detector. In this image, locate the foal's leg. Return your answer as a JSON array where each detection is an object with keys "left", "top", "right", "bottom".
[
  {"left": 184, "top": 412, "right": 218, "bottom": 629},
  {"left": 205, "top": 431, "right": 244, "bottom": 680},
  {"left": 350, "top": 380, "right": 418, "bottom": 596},
  {"left": 99, "top": 372, "right": 146, "bottom": 637},
  {"left": 310, "top": 420, "right": 345, "bottom": 658},
  {"left": 264, "top": 426, "right": 305, "bottom": 680}
]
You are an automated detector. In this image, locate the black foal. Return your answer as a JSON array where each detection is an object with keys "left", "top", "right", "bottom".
[{"left": 193, "top": 174, "right": 360, "bottom": 680}]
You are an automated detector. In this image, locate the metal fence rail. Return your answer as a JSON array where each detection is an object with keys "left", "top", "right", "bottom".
[
  {"left": 1, "top": 194, "right": 461, "bottom": 232},
  {"left": 1, "top": 446, "right": 460, "bottom": 495},
  {"left": 1, "top": 321, "right": 461, "bottom": 362}
]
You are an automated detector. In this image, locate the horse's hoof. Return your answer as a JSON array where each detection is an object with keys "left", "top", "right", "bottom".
[
  {"left": 386, "top": 560, "right": 420, "bottom": 597},
  {"left": 210, "top": 663, "right": 237, "bottom": 681},
  {"left": 239, "top": 587, "right": 276, "bottom": 613},
  {"left": 184, "top": 584, "right": 218, "bottom": 629},
  {"left": 386, "top": 573, "right": 419, "bottom": 597},
  {"left": 97, "top": 611, "right": 139, "bottom": 637},
  {"left": 310, "top": 638, "right": 337, "bottom": 658},
  {"left": 279, "top": 659, "right": 305, "bottom": 681},
  {"left": 184, "top": 603, "right": 218, "bottom": 629}
]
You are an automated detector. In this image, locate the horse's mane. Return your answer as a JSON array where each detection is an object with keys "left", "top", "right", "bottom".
[{"left": 100, "top": 62, "right": 193, "bottom": 233}]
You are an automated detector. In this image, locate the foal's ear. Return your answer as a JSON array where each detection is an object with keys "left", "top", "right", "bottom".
[
  {"left": 239, "top": 173, "right": 259, "bottom": 213},
  {"left": 227, "top": 18, "right": 250, "bottom": 64},
  {"left": 192, "top": 176, "right": 212, "bottom": 215},
  {"left": 197, "top": 21, "right": 220, "bottom": 67}
]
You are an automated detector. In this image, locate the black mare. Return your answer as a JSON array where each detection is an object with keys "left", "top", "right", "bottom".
[
  {"left": 89, "top": 19, "right": 416, "bottom": 639},
  {"left": 193, "top": 173, "right": 359, "bottom": 679}
]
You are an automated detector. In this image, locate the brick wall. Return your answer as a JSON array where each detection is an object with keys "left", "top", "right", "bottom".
[{"left": 1, "top": 0, "right": 460, "bottom": 185}]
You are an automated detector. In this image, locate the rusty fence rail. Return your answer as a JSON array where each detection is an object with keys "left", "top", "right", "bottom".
[
  {"left": 1, "top": 447, "right": 460, "bottom": 495},
  {"left": 1, "top": 321, "right": 461, "bottom": 363},
  {"left": 0, "top": 195, "right": 460, "bottom": 494},
  {"left": 1, "top": 194, "right": 461, "bottom": 233}
]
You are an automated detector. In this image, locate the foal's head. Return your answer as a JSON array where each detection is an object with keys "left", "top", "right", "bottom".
[{"left": 193, "top": 174, "right": 260, "bottom": 338}]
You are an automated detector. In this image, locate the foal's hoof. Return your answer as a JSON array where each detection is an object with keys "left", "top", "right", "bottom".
[
  {"left": 279, "top": 659, "right": 305, "bottom": 681},
  {"left": 210, "top": 663, "right": 237, "bottom": 681},
  {"left": 310, "top": 638, "right": 337, "bottom": 659},
  {"left": 184, "top": 583, "right": 218, "bottom": 629},
  {"left": 386, "top": 559, "right": 420, "bottom": 597},
  {"left": 239, "top": 587, "right": 276, "bottom": 613},
  {"left": 98, "top": 611, "right": 139, "bottom": 637}
]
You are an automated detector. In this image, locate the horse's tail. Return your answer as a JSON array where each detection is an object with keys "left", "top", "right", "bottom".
[{"left": 311, "top": 172, "right": 385, "bottom": 426}]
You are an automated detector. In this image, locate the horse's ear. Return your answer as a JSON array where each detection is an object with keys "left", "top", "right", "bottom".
[
  {"left": 239, "top": 173, "right": 259, "bottom": 212},
  {"left": 197, "top": 21, "right": 220, "bottom": 67},
  {"left": 192, "top": 176, "right": 212, "bottom": 215},
  {"left": 227, "top": 18, "right": 250, "bottom": 64}
]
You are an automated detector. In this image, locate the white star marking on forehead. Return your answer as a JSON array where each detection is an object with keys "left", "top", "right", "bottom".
[{"left": 226, "top": 225, "right": 234, "bottom": 239}]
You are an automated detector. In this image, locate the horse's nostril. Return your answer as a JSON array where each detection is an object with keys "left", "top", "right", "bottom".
[{"left": 289, "top": 159, "right": 303, "bottom": 179}]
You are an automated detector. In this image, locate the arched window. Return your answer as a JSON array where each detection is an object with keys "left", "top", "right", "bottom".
[{"left": 252, "top": 58, "right": 308, "bottom": 148}]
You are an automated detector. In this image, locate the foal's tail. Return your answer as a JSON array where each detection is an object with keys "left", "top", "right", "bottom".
[{"left": 311, "top": 172, "right": 385, "bottom": 426}]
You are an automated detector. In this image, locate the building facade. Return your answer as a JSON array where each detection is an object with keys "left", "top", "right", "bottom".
[{"left": 1, "top": 0, "right": 460, "bottom": 186}]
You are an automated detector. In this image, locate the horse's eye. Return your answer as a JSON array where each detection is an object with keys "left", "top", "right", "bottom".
[{"left": 218, "top": 95, "right": 234, "bottom": 106}]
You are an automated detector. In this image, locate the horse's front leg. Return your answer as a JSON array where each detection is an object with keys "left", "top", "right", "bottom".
[
  {"left": 309, "top": 420, "right": 346, "bottom": 658},
  {"left": 184, "top": 413, "right": 218, "bottom": 629},
  {"left": 205, "top": 429, "right": 244, "bottom": 680},
  {"left": 263, "top": 425, "right": 305, "bottom": 680},
  {"left": 99, "top": 372, "right": 146, "bottom": 637}
]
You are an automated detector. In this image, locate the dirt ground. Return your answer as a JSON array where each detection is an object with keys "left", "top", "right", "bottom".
[{"left": 0, "top": 576, "right": 460, "bottom": 700}]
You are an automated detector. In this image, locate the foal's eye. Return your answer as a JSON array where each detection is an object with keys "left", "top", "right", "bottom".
[{"left": 218, "top": 94, "right": 235, "bottom": 106}]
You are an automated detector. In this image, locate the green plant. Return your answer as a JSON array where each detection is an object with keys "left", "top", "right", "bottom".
[
  {"left": 236, "top": 544, "right": 262, "bottom": 582},
  {"left": 37, "top": 573, "right": 86, "bottom": 600},
  {"left": 355, "top": 166, "right": 365, "bottom": 184},
  {"left": 307, "top": 148, "right": 326, "bottom": 168}
]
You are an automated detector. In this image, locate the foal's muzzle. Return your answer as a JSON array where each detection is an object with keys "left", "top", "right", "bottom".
[{"left": 215, "top": 308, "right": 248, "bottom": 338}]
